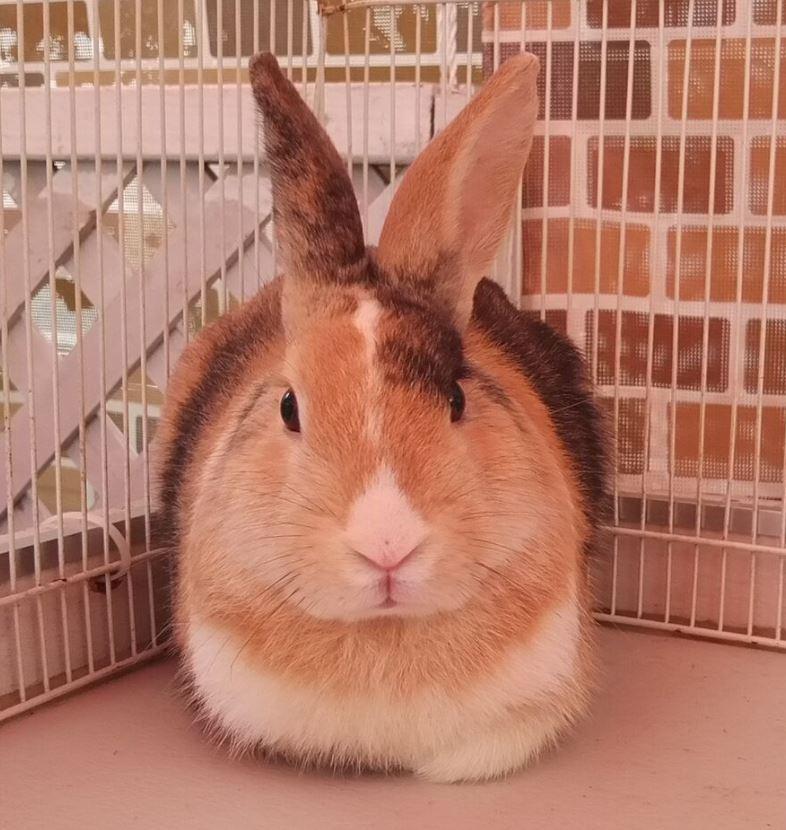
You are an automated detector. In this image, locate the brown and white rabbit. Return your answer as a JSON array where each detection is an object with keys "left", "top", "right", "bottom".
[{"left": 156, "top": 51, "right": 608, "bottom": 783}]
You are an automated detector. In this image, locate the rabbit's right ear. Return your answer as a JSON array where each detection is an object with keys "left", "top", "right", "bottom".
[
  {"left": 375, "top": 53, "right": 539, "bottom": 330},
  {"left": 250, "top": 53, "right": 367, "bottom": 334}
]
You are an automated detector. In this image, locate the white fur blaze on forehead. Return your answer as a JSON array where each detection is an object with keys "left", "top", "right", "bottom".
[
  {"left": 353, "top": 298, "right": 382, "bottom": 442},
  {"left": 353, "top": 298, "right": 381, "bottom": 366},
  {"left": 345, "top": 465, "right": 427, "bottom": 569}
]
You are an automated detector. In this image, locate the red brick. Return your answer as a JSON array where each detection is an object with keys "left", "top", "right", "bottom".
[
  {"left": 666, "top": 226, "right": 786, "bottom": 304},
  {"left": 588, "top": 137, "right": 734, "bottom": 214},
  {"left": 669, "top": 39, "right": 786, "bottom": 120},
  {"left": 753, "top": 0, "right": 785, "bottom": 24},
  {"left": 522, "top": 137, "right": 572, "bottom": 208},
  {"left": 482, "top": 1, "right": 571, "bottom": 30},
  {"left": 589, "top": 310, "right": 730, "bottom": 391},
  {"left": 673, "top": 403, "right": 786, "bottom": 482},
  {"left": 745, "top": 320, "right": 786, "bottom": 395},
  {"left": 577, "top": 41, "right": 651, "bottom": 120},
  {"left": 522, "top": 219, "right": 650, "bottom": 296},
  {"left": 484, "top": 40, "right": 651, "bottom": 120},
  {"left": 750, "top": 138, "right": 786, "bottom": 216},
  {"left": 600, "top": 397, "right": 647, "bottom": 474},
  {"left": 587, "top": 0, "right": 735, "bottom": 27}
]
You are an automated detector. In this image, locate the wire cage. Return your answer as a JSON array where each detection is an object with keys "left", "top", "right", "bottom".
[{"left": 1, "top": 0, "right": 784, "bottom": 721}]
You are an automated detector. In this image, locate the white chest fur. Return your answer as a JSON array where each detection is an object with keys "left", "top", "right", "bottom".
[{"left": 186, "top": 596, "right": 582, "bottom": 774}]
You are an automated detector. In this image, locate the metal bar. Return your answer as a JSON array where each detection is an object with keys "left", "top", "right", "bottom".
[
  {"left": 0, "top": 645, "right": 169, "bottom": 724},
  {"left": 594, "top": 615, "right": 786, "bottom": 651},
  {"left": 15, "top": 0, "right": 51, "bottom": 695},
  {"left": 718, "top": 3, "right": 756, "bottom": 634},
  {"left": 91, "top": 0, "right": 118, "bottom": 665},
  {"left": 362, "top": 5, "right": 371, "bottom": 230},
  {"left": 665, "top": 0, "right": 697, "bottom": 624},
  {"left": 688, "top": 0, "right": 726, "bottom": 630},
  {"left": 0, "top": 546, "right": 167, "bottom": 611},
  {"left": 112, "top": 0, "right": 138, "bottom": 660},
  {"left": 42, "top": 0, "right": 74, "bottom": 685},
  {"left": 253, "top": 0, "right": 262, "bottom": 291},
  {"left": 610, "top": 525, "right": 786, "bottom": 560},
  {"left": 64, "top": 0, "right": 94, "bottom": 676},
  {"left": 748, "top": 0, "right": 785, "bottom": 638},
  {"left": 635, "top": 0, "right": 667, "bottom": 621},
  {"left": 0, "top": 41, "right": 27, "bottom": 703},
  {"left": 608, "top": 0, "right": 638, "bottom": 617}
]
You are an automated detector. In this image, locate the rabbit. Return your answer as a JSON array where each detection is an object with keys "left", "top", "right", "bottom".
[{"left": 156, "top": 51, "right": 609, "bottom": 783}]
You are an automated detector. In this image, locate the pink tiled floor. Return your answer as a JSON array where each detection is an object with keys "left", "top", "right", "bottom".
[{"left": 2, "top": 628, "right": 784, "bottom": 830}]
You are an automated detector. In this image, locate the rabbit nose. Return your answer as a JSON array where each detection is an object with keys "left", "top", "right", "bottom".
[
  {"left": 353, "top": 544, "right": 421, "bottom": 572},
  {"left": 344, "top": 465, "right": 428, "bottom": 572}
]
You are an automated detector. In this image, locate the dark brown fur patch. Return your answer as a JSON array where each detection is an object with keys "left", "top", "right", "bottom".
[
  {"left": 374, "top": 276, "right": 465, "bottom": 400},
  {"left": 249, "top": 53, "right": 366, "bottom": 280},
  {"left": 471, "top": 278, "right": 610, "bottom": 527},
  {"left": 156, "top": 284, "right": 283, "bottom": 545}
]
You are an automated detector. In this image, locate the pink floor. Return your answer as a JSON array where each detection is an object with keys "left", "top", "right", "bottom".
[{"left": 2, "top": 627, "right": 785, "bottom": 830}]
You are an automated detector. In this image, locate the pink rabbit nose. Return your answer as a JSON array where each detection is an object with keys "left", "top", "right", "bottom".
[
  {"left": 344, "top": 465, "right": 428, "bottom": 573},
  {"left": 353, "top": 544, "right": 420, "bottom": 573}
]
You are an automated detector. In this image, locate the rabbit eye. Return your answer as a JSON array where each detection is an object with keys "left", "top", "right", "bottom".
[
  {"left": 449, "top": 382, "right": 465, "bottom": 422},
  {"left": 280, "top": 389, "right": 300, "bottom": 432}
]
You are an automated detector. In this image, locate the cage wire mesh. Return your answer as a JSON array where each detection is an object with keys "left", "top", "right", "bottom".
[{"left": 0, "top": 0, "right": 784, "bottom": 719}]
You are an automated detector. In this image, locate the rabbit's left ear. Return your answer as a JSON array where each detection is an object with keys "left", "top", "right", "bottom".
[{"left": 375, "top": 53, "right": 539, "bottom": 330}]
